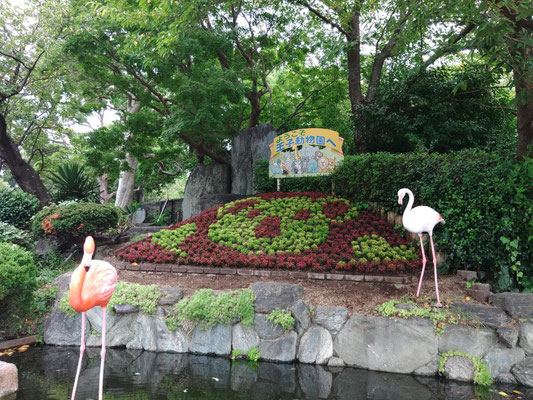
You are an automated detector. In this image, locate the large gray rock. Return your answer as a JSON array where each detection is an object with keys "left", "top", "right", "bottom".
[
  {"left": 519, "top": 322, "right": 533, "bottom": 354},
  {"left": 413, "top": 359, "right": 438, "bottom": 376},
  {"left": 189, "top": 324, "right": 232, "bottom": 356},
  {"left": 113, "top": 304, "right": 139, "bottom": 314},
  {"left": 182, "top": 163, "right": 231, "bottom": 220},
  {"left": 291, "top": 300, "right": 311, "bottom": 335},
  {"left": 86, "top": 306, "right": 117, "bottom": 333},
  {"left": 251, "top": 282, "right": 304, "bottom": 313},
  {"left": 438, "top": 325, "right": 498, "bottom": 358},
  {"left": 450, "top": 302, "right": 511, "bottom": 328},
  {"left": 482, "top": 345, "right": 525, "bottom": 378},
  {"left": 259, "top": 331, "right": 298, "bottom": 362},
  {"left": 231, "top": 123, "right": 277, "bottom": 195},
  {"left": 35, "top": 237, "right": 59, "bottom": 256},
  {"left": 158, "top": 286, "right": 183, "bottom": 306},
  {"left": 107, "top": 313, "right": 137, "bottom": 347},
  {"left": 334, "top": 316, "right": 438, "bottom": 373},
  {"left": 192, "top": 194, "right": 249, "bottom": 218},
  {"left": 0, "top": 361, "right": 17, "bottom": 397},
  {"left": 312, "top": 306, "right": 349, "bottom": 334},
  {"left": 254, "top": 314, "right": 284, "bottom": 339},
  {"left": 498, "top": 327, "right": 519, "bottom": 348},
  {"left": 298, "top": 365, "right": 332, "bottom": 399},
  {"left": 443, "top": 356, "right": 474, "bottom": 382},
  {"left": 490, "top": 293, "right": 533, "bottom": 318},
  {"left": 232, "top": 323, "right": 259, "bottom": 352},
  {"left": 43, "top": 310, "right": 90, "bottom": 346},
  {"left": 297, "top": 326, "right": 333, "bottom": 364},
  {"left": 512, "top": 357, "right": 533, "bottom": 387}
]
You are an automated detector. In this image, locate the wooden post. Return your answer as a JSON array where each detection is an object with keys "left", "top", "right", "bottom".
[{"left": 277, "top": 178, "right": 280, "bottom": 192}]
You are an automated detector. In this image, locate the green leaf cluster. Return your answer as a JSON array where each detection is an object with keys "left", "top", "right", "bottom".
[
  {"left": 0, "top": 188, "right": 40, "bottom": 229},
  {"left": 438, "top": 350, "right": 493, "bottom": 386},
  {"left": 352, "top": 236, "right": 417, "bottom": 263},
  {"left": 0, "top": 221, "right": 31, "bottom": 249},
  {"left": 266, "top": 309, "right": 295, "bottom": 332},
  {"left": 152, "top": 223, "right": 197, "bottom": 257},
  {"left": 49, "top": 163, "right": 99, "bottom": 203},
  {"left": 166, "top": 288, "right": 255, "bottom": 331}
]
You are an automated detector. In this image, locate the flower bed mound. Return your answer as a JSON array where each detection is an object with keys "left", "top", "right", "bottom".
[{"left": 118, "top": 192, "right": 420, "bottom": 274}]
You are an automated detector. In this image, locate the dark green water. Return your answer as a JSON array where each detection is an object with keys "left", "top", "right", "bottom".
[{"left": 1, "top": 346, "right": 529, "bottom": 399}]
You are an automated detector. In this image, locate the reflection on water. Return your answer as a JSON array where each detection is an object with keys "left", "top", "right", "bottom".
[{"left": 2, "top": 346, "right": 529, "bottom": 399}]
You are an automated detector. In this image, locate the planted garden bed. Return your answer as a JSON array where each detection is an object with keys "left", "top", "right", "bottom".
[{"left": 117, "top": 192, "right": 420, "bottom": 274}]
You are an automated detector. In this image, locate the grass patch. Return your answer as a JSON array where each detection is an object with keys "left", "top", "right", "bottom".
[
  {"left": 266, "top": 309, "right": 295, "bottom": 332},
  {"left": 166, "top": 288, "right": 255, "bottom": 331},
  {"left": 438, "top": 350, "right": 493, "bottom": 386},
  {"left": 376, "top": 299, "right": 464, "bottom": 335}
]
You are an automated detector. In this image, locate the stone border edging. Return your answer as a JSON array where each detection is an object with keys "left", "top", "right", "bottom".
[{"left": 108, "top": 258, "right": 413, "bottom": 284}]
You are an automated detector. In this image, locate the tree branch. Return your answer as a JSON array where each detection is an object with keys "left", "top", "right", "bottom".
[{"left": 296, "top": 0, "right": 351, "bottom": 38}]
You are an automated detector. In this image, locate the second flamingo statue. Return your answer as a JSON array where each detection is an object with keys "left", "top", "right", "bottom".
[
  {"left": 69, "top": 236, "right": 117, "bottom": 400},
  {"left": 398, "top": 188, "right": 445, "bottom": 307}
]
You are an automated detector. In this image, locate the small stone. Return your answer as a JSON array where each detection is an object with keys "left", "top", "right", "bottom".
[
  {"left": 0, "top": 361, "right": 18, "bottom": 397},
  {"left": 457, "top": 270, "right": 478, "bottom": 281},
  {"left": 114, "top": 304, "right": 140, "bottom": 314},
  {"left": 519, "top": 322, "right": 533, "bottom": 355},
  {"left": 444, "top": 356, "right": 474, "bottom": 382},
  {"left": 496, "top": 372, "right": 517, "bottom": 384},
  {"left": 253, "top": 314, "right": 284, "bottom": 340},
  {"left": 291, "top": 300, "right": 311, "bottom": 334},
  {"left": 327, "top": 356, "right": 345, "bottom": 367},
  {"left": 158, "top": 286, "right": 183, "bottom": 306},
  {"left": 259, "top": 331, "right": 298, "bottom": 362},
  {"left": 497, "top": 327, "right": 519, "bottom": 348},
  {"left": 395, "top": 303, "right": 416, "bottom": 311},
  {"left": 251, "top": 282, "right": 303, "bottom": 313},
  {"left": 466, "top": 283, "right": 491, "bottom": 303},
  {"left": 312, "top": 306, "right": 349, "bottom": 334},
  {"left": 511, "top": 357, "right": 533, "bottom": 387},
  {"left": 232, "top": 323, "right": 259, "bottom": 353},
  {"left": 450, "top": 302, "right": 511, "bottom": 329},
  {"left": 482, "top": 345, "right": 525, "bottom": 378},
  {"left": 297, "top": 326, "right": 333, "bottom": 364},
  {"left": 490, "top": 293, "right": 533, "bottom": 319}
]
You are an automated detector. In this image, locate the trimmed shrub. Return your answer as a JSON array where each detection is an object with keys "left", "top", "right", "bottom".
[
  {"left": 0, "top": 242, "right": 37, "bottom": 313},
  {"left": 32, "top": 202, "right": 125, "bottom": 240},
  {"left": 0, "top": 188, "right": 40, "bottom": 229},
  {"left": 254, "top": 151, "right": 533, "bottom": 291}
]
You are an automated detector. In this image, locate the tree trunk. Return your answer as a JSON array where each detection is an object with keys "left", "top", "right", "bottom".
[
  {"left": 515, "top": 51, "right": 533, "bottom": 160},
  {"left": 0, "top": 114, "right": 52, "bottom": 207},
  {"left": 115, "top": 96, "right": 141, "bottom": 209},
  {"left": 97, "top": 173, "right": 115, "bottom": 203}
]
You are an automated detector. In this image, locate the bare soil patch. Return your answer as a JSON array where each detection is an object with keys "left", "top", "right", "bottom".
[{"left": 117, "top": 268, "right": 473, "bottom": 315}]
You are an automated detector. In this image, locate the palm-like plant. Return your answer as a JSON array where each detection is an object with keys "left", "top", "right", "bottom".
[{"left": 49, "top": 163, "right": 99, "bottom": 202}]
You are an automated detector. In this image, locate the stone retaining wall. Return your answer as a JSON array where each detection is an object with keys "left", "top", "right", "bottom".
[{"left": 44, "top": 277, "right": 533, "bottom": 388}]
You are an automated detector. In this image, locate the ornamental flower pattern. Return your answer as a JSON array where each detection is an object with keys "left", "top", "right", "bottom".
[{"left": 117, "top": 192, "right": 421, "bottom": 274}]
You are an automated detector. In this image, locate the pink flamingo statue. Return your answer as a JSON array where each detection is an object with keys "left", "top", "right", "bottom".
[
  {"left": 398, "top": 188, "right": 445, "bottom": 307},
  {"left": 69, "top": 236, "right": 117, "bottom": 400}
]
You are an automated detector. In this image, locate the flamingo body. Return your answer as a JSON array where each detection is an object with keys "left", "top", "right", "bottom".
[
  {"left": 398, "top": 188, "right": 444, "bottom": 307},
  {"left": 69, "top": 236, "right": 117, "bottom": 400}
]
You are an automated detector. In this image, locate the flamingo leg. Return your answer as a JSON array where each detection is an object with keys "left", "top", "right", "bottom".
[
  {"left": 416, "top": 234, "right": 427, "bottom": 298},
  {"left": 71, "top": 311, "right": 86, "bottom": 400},
  {"left": 429, "top": 234, "right": 442, "bottom": 307},
  {"left": 99, "top": 306, "right": 108, "bottom": 400}
]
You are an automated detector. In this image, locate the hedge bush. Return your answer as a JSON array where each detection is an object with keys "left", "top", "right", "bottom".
[
  {"left": 0, "top": 188, "right": 40, "bottom": 229},
  {"left": 32, "top": 202, "right": 125, "bottom": 240},
  {"left": 254, "top": 150, "right": 533, "bottom": 291},
  {"left": 0, "top": 242, "right": 37, "bottom": 314},
  {"left": 0, "top": 221, "right": 31, "bottom": 248}
]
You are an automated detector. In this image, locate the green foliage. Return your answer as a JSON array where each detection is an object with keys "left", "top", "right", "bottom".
[
  {"left": 255, "top": 150, "right": 533, "bottom": 291},
  {"left": 266, "top": 309, "right": 295, "bottom": 332},
  {"left": 166, "top": 289, "right": 255, "bottom": 331},
  {"left": 246, "top": 347, "right": 261, "bottom": 362},
  {"left": 49, "top": 162, "right": 99, "bottom": 202},
  {"left": 438, "top": 351, "right": 493, "bottom": 386},
  {"left": 355, "top": 66, "right": 515, "bottom": 153},
  {"left": 60, "top": 282, "right": 163, "bottom": 316},
  {"left": 107, "top": 282, "right": 162, "bottom": 315},
  {"left": 0, "top": 221, "right": 31, "bottom": 248},
  {"left": 376, "top": 300, "right": 463, "bottom": 335},
  {"left": 152, "top": 223, "right": 197, "bottom": 257},
  {"left": 231, "top": 349, "right": 243, "bottom": 360},
  {"left": 0, "top": 188, "right": 40, "bottom": 229},
  {"left": 352, "top": 235, "right": 418, "bottom": 263},
  {"left": 32, "top": 202, "right": 125, "bottom": 241},
  {"left": 0, "top": 242, "right": 37, "bottom": 318}
]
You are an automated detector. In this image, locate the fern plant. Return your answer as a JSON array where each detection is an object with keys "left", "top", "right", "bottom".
[{"left": 49, "top": 163, "right": 99, "bottom": 202}]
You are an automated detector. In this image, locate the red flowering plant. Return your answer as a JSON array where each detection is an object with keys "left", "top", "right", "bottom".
[{"left": 117, "top": 192, "right": 421, "bottom": 274}]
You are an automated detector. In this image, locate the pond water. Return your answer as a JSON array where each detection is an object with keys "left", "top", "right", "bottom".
[{"left": 1, "top": 346, "right": 528, "bottom": 399}]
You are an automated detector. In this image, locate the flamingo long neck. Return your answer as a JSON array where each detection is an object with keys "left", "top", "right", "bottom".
[
  {"left": 403, "top": 189, "right": 415, "bottom": 215},
  {"left": 69, "top": 265, "right": 88, "bottom": 312}
]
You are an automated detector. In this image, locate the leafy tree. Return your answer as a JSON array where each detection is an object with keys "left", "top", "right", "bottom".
[{"left": 49, "top": 162, "right": 99, "bottom": 202}]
